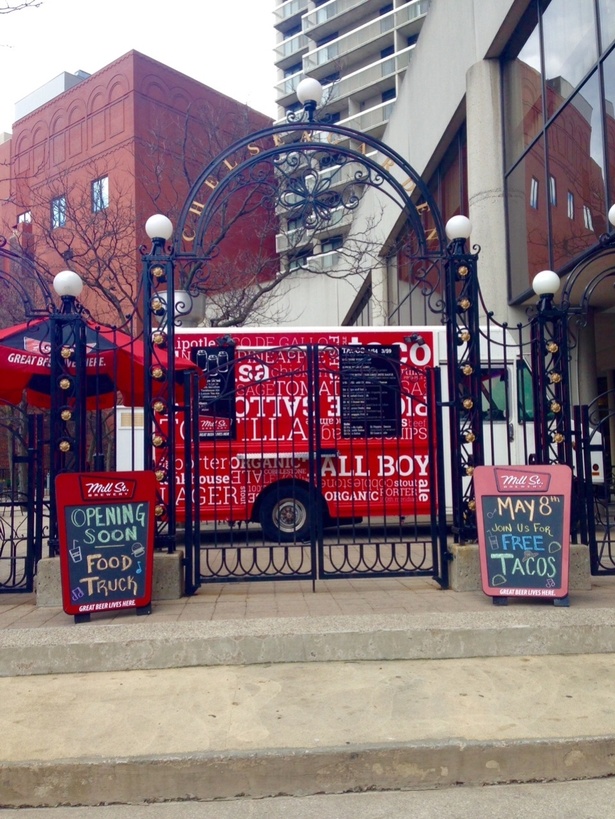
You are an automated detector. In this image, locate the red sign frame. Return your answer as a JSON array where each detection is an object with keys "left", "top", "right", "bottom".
[
  {"left": 56, "top": 471, "right": 156, "bottom": 617},
  {"left": 474, "top": 465, "right": 572, "bottom": 600}
]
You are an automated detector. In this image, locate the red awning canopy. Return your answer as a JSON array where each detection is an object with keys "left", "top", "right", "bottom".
[{"left": 0, "top": 317, "right": 197, "bottom": 409}]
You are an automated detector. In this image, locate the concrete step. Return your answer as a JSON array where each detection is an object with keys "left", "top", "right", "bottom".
[
  {"left": 2, "top": 606, "right": 615, "bottom": 677},
  {"left": 1, "top": 652, "right": 615, "bottom": 807}
]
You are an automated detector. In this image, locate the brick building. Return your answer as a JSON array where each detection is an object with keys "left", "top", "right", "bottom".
[{"left": 0, "top": 50, "right": 275, "bottom": 327}]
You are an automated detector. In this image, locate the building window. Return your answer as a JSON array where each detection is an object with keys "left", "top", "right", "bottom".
[
  {"left": 287, "top": 216, "right": 303, "bottom": 232},
  {"left": 51, "top": 195, "right": 66, "bottom": 229},
  {"left": 321, "top": 235, "right": 343, "bottom": 253},
  {"left": 583, "top": 205, "right": 594, "bottom": 230},
  {"left": 317, "top": 32, "right": 338, "bottom": 47},
  {"left": 289, "top": 249, "right": 312, "bottom": 271},
  {"left": 92, "top": 176, "right": 109, "bottom": 213},
  {"left": 320, "top": 71, "right": 340, "bottom": 85},
  {"left": 530, "top": 177, "right": 539, "bottom": 209},
  {"left": 17, "top": 211, "right": 31, "bottom": 223},
  {"left": 382, "top": 88, "right": 396, "bottom": 103},
  {"left": 549, "top": 175, "right": 557, "bottom": 206},
  {"left": 567, "top": 191, "right": 574, "bottom": 219}
]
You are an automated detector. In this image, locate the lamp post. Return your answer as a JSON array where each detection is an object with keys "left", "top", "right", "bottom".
[
  {"left": 142, "top": 214, "right": 178, "bottom": 551},
  {"left": 50, "top": 269, "right": 86, "bottom": 474},
  {"left": 444, "top": 215, "right": 483, "bottom": 541},
  {"left": 48, "top": 269, "right": 87, "bottom": 553},
  {"left": 530, "top": 269, "right": 571, "bottom": 467},
  {"left": 296, "top": 77, "right": 324, "bottom": 124}
]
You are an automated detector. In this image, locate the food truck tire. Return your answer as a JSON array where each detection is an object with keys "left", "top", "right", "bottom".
[{"left": 259, "top": 485, "right": 312, "bottom": 542}]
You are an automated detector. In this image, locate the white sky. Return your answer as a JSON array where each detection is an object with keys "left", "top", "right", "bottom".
[{"left": 0, "top": 0, "right": 278, "bottom": 134}]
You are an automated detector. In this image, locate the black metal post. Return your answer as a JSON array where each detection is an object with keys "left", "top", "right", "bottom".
[
  {"left": 48, "top": 296, "right": 87, "bottom": 553},
  {"left": 444, "top": 233, "right": 483, "bottom": 542},
  {"left": 142, "top": 231, "right": 177, "bottom": 552},
  {"left": 530, "top": 292, "right": 572, "bottom": 467}
]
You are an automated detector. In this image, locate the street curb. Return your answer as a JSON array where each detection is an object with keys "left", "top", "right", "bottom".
[{"left": 2, "top": 735, "right": 615, "bottom": 807}]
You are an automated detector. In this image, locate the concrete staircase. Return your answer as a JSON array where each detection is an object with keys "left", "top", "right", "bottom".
[{"left": 2, "top": 603, "right": 615, "bottom": 807}]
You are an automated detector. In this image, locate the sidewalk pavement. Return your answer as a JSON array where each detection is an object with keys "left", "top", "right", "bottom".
[
  {"left": 3, "top": 573, "right": 615, "bottom": 630},
  {"left": 4, "top": 780, "right": 615, "bottom": 819},
  {"left": 2, "top": 576, "right": 615, "bottom": 808},
  {"left": 2, "top": 575, "right": 615, "bottom": 677}
]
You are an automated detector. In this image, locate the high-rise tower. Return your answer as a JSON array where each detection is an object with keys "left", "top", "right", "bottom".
[{"left": 274, "top": 0, "right": 430, "bottom": 139}]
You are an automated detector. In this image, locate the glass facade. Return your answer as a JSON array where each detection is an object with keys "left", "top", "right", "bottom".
[
  {"left": 503, "top": 15, "right": 542, "bottom": 168},
  {"left": 503, "top": 0, "right": 615, "bottom": 300},
  {"left": 542, "top": 0, "right": 597, "bottom": 116},
  {"left": 599, "top": 0, "right": 615, "bottom": 49},
  {"left": 604, "top": 48, "right": 615, "bottom": 215}
]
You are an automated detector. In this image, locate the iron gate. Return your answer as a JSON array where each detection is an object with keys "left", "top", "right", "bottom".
[
  {"left": 181, "top": 341, "right": 448, "bottom": 589},
  {"left": 0, "top": 407, "right": 47, "bottom": 593},
  {"left": 575, "top": 399, "right": 615, "bottom": 574}
]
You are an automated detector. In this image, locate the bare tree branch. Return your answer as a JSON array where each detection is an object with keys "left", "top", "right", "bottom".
[
  {"left": 2, "top": 95, "right": 395, "bottom": 330},
  {"left": 0, "top": 0, "right": 42, "bottom": 12},
  {"left": 12, "top": 159, "right": 139, "bottom": 326}
]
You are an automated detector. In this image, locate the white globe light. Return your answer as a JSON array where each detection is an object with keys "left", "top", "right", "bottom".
[
  {"left": 533, "top": 269, "right": 561, "bottom": 297},
  {"left": 53, "top": 270, "right": 83, "bottom": 298},
  {"left": 145, "top": 214, "right": 174, "bottom": 241},
  {"left": 445, "top": 214, "right": 472, "bottom": 241},
  {"left": 296, "top": 77, "right": 323, "bottom": 106},
  {"left": 608, "top": 203, "right": 615, "bottom": 228}
]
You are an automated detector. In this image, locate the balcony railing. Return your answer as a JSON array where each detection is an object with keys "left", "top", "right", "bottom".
[
  {"left": 275, "top": 72, "right": 303, "bottom": 102},
  {"left": 274, "top": 32, "right": 309, "bottom": 65},
  {"left": 274, "top": 0, "right": 309, "bottom": 28},
  {"left": 338, "top": 100, "right": 395, "bottom": 134},
  {"left": 308, "top": 249, "right": 342, "bottom": 273},
  {"left": 279, "top": 250, "right": 343, "bottom": 275},
  {"left": 276, "top": 210, "right": 352, "bottom": 254},
  {"left": 303, "top": 0, "right": 429, "bottom": 73},
  {"left": 303, "top": 0, "right": 387, "bottom": 35},
  {"left": 326, "top": 47, "right": 413, "bottom": 103}
]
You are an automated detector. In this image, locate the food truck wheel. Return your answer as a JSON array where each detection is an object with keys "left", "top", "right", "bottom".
[{"left": 259, "top": 486, "right": 311, "bottom": 542}]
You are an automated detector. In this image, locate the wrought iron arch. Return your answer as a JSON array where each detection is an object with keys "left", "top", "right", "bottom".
[
  {"left": 142, "top": 97, "right": 484, "bottom": 565},
  {"left": 560, "top": 242, "right": 615, "bottom": 316},
  {"left": 174, "top": 120, "right": 448, "bottom": 267}
]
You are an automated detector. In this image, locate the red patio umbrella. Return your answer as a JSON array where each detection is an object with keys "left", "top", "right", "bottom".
[{"left": 0, "top": 316, "right": 196, "bottom": 409}]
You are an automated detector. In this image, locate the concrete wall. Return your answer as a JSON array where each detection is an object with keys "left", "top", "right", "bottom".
[{"left": 265, "top": 262, "right": 369, "bottom": 327}]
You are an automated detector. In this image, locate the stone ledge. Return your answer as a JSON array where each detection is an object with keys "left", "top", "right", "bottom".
[
  {"left": 448, "top": 542, "right": 591, "bottom": 592},
  {"left": 35, "top": 550, "right": 185, "bottom": 608}
]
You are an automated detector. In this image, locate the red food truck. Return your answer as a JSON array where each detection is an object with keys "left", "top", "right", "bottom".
[
  {"left": 167, "top": 326, "right": 436, "bottom": 540},
  {"left": 117, "top": 325, "right": 585, "bottom": 540}
]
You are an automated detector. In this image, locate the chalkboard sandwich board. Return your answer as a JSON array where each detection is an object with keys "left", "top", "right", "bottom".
[
  {"left": 474, "top": 465, "right": 572, "bottom": 604},
  {"left": 56, "top": 471, "right": 156, "bottom": 620}
]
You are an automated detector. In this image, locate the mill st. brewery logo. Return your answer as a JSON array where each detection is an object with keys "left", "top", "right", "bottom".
[{"left": 493, "top": 467, "right": 552, "bottom": 493}]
